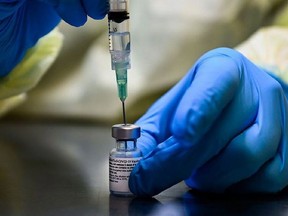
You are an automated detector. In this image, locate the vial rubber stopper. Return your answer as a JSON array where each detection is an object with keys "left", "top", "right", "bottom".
[{"left": 112, "top": 124, "right": 140, "bottom": 140}]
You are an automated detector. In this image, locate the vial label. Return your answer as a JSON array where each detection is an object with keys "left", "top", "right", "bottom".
[{"left": 109, "top": 157, "right": 142, "bottom": 193}]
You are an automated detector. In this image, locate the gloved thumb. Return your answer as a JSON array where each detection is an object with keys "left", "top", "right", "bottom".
[{"left": 129, "top": 136, "right": 194, "bottom": 196}]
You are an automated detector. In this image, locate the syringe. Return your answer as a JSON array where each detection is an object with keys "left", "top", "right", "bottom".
[{"left": 108, "top": 0, "right": 130, "bottom": 124}]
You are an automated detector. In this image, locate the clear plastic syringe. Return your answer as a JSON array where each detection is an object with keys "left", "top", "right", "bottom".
[{"left": 108, "top": 0, "right": 130, "bottom": 104}]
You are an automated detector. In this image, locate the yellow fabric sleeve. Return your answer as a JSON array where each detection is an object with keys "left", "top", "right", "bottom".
[
  {"left": 0, "top": 28, "right": 63, "bottom": 116},
  {"left": 236, "top": 3, "right": 288, "bottom": 83},
  {"left": 236, "top": 26, "right": 288, "bottom": 83}
]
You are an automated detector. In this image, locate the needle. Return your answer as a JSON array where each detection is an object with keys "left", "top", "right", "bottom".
[{"left": 122, "top": 101, "right": 127, "bottom": 125}]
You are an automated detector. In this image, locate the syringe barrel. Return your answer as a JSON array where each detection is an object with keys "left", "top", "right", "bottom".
[{"left": 108, "top": 0, "right": 130, "bottom": 70}]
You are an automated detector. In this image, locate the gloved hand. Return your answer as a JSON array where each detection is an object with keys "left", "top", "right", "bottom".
[
  {"left": 0, "top": 0, "right": 107, "bottom": 77},
  {"left": 129, "top": 47, "right": 288, "bottom": 196}
]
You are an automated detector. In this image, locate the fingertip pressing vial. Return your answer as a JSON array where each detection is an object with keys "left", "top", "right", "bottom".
[{"left": 109, "top": 124, "right": 142, "bottom": 196}]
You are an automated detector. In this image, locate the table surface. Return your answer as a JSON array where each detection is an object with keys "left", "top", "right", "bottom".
[{"left": 0, "top": 122, "right": 288, "bottom": 216}]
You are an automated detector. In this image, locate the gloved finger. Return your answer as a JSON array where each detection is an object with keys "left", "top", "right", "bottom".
[
  {"left": 229, "top": 94, "right": 288, "bottom": 193},
  {"left": 82, "top": 0, "right": 108, "bottom": 19},
  {"left": 41, "top": 0, "right": 87, "bottom": 26},
  {"left": 171, "top": 48, "right": 246, "bottom": 144},
  {"left": 185, "top": 70, "right": 283, "bottom": 193},
  {"left": 136, "top": 48, "right": 244, "bottom": 155}
]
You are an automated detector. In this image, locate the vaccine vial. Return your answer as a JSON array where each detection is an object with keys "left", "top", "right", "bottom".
[{"left": 109, "top": 124, "right": 142, "bottom": 196}]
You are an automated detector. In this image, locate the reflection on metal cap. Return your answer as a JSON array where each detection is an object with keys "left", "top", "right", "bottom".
[{"left": 112, "top": 124, "right": 140, "bottom": 140}]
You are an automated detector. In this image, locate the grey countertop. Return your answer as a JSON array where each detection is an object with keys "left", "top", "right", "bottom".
[{"left": 0, "top": 122, "right": 288, "bottom": 216}]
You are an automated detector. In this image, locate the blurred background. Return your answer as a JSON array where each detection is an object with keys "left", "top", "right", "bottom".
[{"left": 3, "top": 0, "right": 288, "bottom": 124}]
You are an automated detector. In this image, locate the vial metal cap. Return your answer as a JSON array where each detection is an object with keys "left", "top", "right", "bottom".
[{"left": 112, "top": 124, "right": 140, "bottom": 140}]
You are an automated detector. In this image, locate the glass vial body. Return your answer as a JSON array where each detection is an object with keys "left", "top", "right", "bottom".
[{"left": 109, "top": 124, "right": 142, "bottom": 196}]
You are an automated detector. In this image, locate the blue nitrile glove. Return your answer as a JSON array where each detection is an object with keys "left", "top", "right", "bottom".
[
  {"left": 0, "top": 0, "right": 108, "bottom": 77},
  {"left": 129, "top": 47, "right": 288, "bottom": 197}
]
